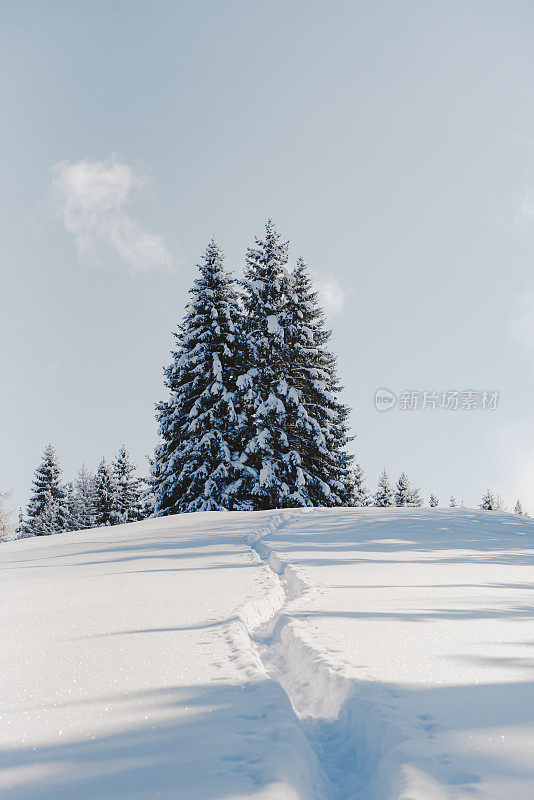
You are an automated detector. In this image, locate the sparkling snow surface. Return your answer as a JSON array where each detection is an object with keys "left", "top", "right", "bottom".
[{"left": 1, "top": 508, "right": 534, "bottom": 799}]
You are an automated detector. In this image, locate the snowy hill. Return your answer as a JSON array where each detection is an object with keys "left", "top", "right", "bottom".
[{"left": 1, "top": 508, "right": 534, "bottom": 799}]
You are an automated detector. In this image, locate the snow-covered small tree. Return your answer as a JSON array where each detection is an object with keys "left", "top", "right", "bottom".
[
  {"left": 351, "top": 463, "right": 370, "bottom": 506},
  {"left": 480, "top": 490, "right": 499, "bottom": 511},
  {"left": 139, "top": 479, "right": 155, "bottom": 519},
  {"left": 154, "top": 240, "right": 246, "bottom": 515},
  {"left": 111, "top": 446, "right": 143, "bottom": 523},
  {"left": 14, "top": 508, "right": 25, "bottom": 539},
  {"left": 0, "top": 490, "right": 13, "bottom": 542},
  {"left": 395, "top": 472, "right": 411, "bottom": 506},
  {"left": 94, "top": 458, "right": 116, "bottom": 527},
  {"left": 24, "top": 445, "right": 67, "bottom": 536},
  {"left": 73, "top": 465, "right": 97, "bottom": 530},
  {"left": 429, "top": 494, "right": 439, "bottom": 507},
  {"left": 408, "top": 486, "right": 423, "bottom": 507},
  {"left": 514, "top": 499, "right": 524, "bottom": 516},
  {"left": 449, "top": 495, "right": 457, "bottom": 508},
  {"left": 63, "top": 481, "right": 78, "bottom": 532},
  {"left": 374, "top": 469, "right": 395, "bottom": 507}
]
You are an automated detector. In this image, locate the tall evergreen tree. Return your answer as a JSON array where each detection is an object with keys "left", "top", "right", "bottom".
[
  {"left": 374, "top": 469, "right": 395, "bottom": 507},
  {"left": 283, "top": 257, "right": 354, "bottom": 505},
  {"left": 24, "top": 445, "right": 67, "bottom": 536},
  {"left": 153, "top": 240, "right": 246, "bottom": 515},
  {"left": 236, "top": 221, "right": 305, "bottom": 509},
  {"left": 351, "top": 463, "right": 370, "bottom": 507},
  {"left": 429, "top": 493, "right": 439, "bottom": 507},
  {"left": 449, "top": 495, "right": 457, "bottom": 508},
  {"left": 94, "top": 457, "right": 116, "bottom": 526},
  {"left": 111, "top": 446, "right": 143, "bottom": 523}
]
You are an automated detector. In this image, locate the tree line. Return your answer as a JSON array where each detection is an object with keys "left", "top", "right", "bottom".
[
  {"left": 11, "top": 444, "right": 152, "bottom": 538},
  {"left": 1, "top": 221, "right": 528, "bottom": 539}
]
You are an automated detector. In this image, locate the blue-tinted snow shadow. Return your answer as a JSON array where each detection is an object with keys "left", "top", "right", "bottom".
[
  {"left": 263, "top": 508, "right": 534, "bottom": 567},
  {"left": 3, "top": 678, "right": 534, "bottom": 799},
  {"left": 0, "top": 680, "right": 321, "bottom": 800}
]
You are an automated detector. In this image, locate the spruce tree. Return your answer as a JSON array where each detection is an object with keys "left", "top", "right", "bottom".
[
  {"left": 63, "top": 481, "right": 78, "bottom": 531},
  {"left": 140, "top": 479, "right": 155, "bottom": 519},
  {"left": 351, "top": 463, "right": 370, "bottom": 507},
  {"left": 111, "top": 446, "right": 143, "bottom": 523},
  {"left": 408, "top": 486, "right": 423, "bottom": 507},
  {"left": 154, "top": 240, "right": 246, "bottom": 515},
  {"left": 24, "top": 445, "right": 67, "bottom": 536},
  {"left": 514, "top": 499, "right": 524, "bottom": 516},
  {"left": 395, "top": 472, "right": 411, "bottom": 506},
  {"left": 283, "top": 257, "right": 354, "bottom": 505},
  {"left": 0, "top": 490, "right": 13, "bottom": 542},
  {"left": 94, "top": 458, "right": 116, "bottom": 526},
  {"left": 74, "top": 465, "right": 97, "bottom": 530},
  {"left": 480, "top": 490, "right": 499, "bottom": 511},
  {"left": 449, "top": 495, "right": 457, "bottom": 508},
  {"left": 236, "top": 221, "right": 305, "bottom": 509},
  {"left": 374, "top": 469, "right": 395, "bottom": 507},
  {"left": 15, "top": 508, "right": 25, "bottom": 539},
  {"left": 429, "top": 494, "right": 439, "bottom": 507}
]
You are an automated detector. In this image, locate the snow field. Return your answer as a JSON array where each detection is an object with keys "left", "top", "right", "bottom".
[
  {"left": 252, "top": 508, "right": 534, "bottom": 799},
  {"left": 2, "top": 507, "right": 534, "bottom": 799}
]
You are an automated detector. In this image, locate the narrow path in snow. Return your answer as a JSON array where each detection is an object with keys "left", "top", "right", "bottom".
[{"left": 244, "top": 512, "right": 362, "bottom": 800}]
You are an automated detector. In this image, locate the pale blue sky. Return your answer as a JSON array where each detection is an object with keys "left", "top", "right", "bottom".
[{"left": 3, "top": 0, "right": 534, "bottom": 513}]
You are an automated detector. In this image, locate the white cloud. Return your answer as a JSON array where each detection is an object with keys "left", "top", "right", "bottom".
[
  {"left": 49, "top": 157, "right": 172, "bottom": 272},
  {"left": 312, "top": 273, "right": 347, "bottom": 317}
]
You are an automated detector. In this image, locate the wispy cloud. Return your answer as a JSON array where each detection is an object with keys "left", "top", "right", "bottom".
[
  {"left": 312, "top": 273, "right": 347, "bottom": 317},
  {"left": 49, "top": 157, "right": 172, "bottom": 272}
]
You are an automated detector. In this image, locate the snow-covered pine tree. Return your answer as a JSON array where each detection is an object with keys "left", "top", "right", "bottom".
[
  {"left": 0, "top": 490, "right": 13, "bottom": 542},
  {"left": 94, "top": 458, "right": 116, "bottom": 526},
  {"left": 282, "top": 257, "right": 354, "bottom": 505},
  {"left": 24, "top": 445, "right": 67, "bottom": 536},
  {"left": 374, "top": 469, "right": 395, "bottom": 507},
  {"left": 408, "top": 486, "right": 423, "bottom": 507},
  {"left": 111, "top": 446, "right": 143, "bottom": 523},
  {"left": 351, "top": 463, "right": 370, "bottom": 506},
  {"left": 236, "top": 222, "right": 329, "bottom": 509},
  {"left": 73, "top": 465, "right": 96, "bottom": 530},
  {"left": 395, "top": 471, "right": 411, "bottom": 506},
  {"left": 480, "top": 490, "right": 498, "bottom": 511},
  {"left": 429, "top": 494, "right": 439, "bottom": 507},
  {"left": 63, "top": 481, "right": 78, "bottom": 531},
  {"left": 449, "top": 495, "right": 457, "bottom": 508},
  {"left": 15, "top": 508, "right": 25, "bottom": 539},
  {"left": 154, "top": 240, "right": 246, "bottom": 515},
  {"left": 514, "top": 499, "right": 524, "bottom": 516},
  {"left": 139, "top": 479, "right": 155, "bottom": 519}
]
